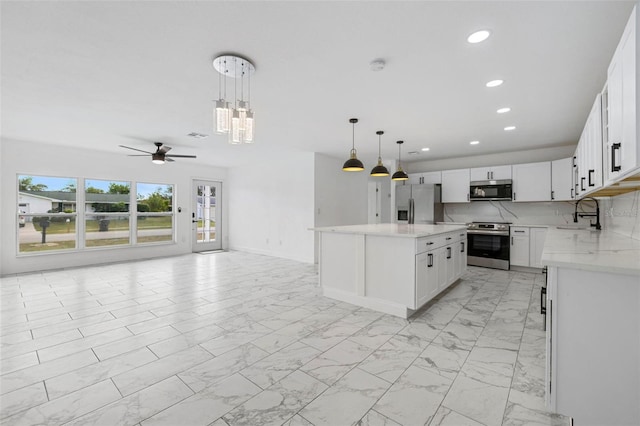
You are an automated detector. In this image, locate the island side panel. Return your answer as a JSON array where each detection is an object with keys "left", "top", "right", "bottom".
[
  {"left": 554, "top": 267, "right": 640, "bottom": 425},
  {"left": 319, "top": 232, "right": 365, "bottom": 296},
  {"left": 364, "top": 235, "right": 415, "bottom": 308}
]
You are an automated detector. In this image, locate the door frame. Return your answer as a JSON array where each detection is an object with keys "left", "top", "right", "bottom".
[{"left": 192, "top": 179, "right": 223, "bottom": 252}]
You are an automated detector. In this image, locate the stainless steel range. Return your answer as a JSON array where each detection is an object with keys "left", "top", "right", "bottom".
[{"left": 466, "top": 222, "right": 511, "bottom": 270}]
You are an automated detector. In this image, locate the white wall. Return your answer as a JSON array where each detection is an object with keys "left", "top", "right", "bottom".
[
  {"left": 313, "top": 153, "right": 369, "bottom": 262},
  {"left": 405, "top": 145, "right": 576, "bottom": 173},
  {"left": 228, "top": 152, "right": 316, "bottom": 263},
  {"left": 0, "top": 139, "right": 228, "bottom": 275},
  {"left": 603, "top": 190, "right": 640, "bottom": 240}
]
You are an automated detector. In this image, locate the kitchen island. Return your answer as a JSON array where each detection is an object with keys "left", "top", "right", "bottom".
[{"left": 311, "top": 223, "right": 467, "bottom": 318}]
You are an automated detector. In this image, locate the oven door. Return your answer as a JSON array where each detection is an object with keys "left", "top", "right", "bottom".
[{"left": 467, "top": 232, "right": 510, "bottom": 270}]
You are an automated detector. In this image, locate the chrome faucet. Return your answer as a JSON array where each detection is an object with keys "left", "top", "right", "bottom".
[{"left": 573, "top": 197, "right": 601, "bottom": 230}]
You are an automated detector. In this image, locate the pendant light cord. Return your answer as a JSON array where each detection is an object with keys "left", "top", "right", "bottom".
[{"left": 352, "top": 122, "right": 355, "bottom": 152}]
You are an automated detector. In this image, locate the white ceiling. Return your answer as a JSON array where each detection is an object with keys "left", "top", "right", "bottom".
[{"left": 1, "top": 1, "right": 636, "bottom": 168}]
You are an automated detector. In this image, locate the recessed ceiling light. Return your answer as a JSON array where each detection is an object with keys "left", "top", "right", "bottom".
[
  {"left": 504, "top": 126, "right": 516, "bottom": 131},
  {"left": 421, "top": 147, "right": 430, "bottom": 152},
  {"left": 486, "top": 79, "right": 503, "bottom": 88},
  {"left": 470, "top": 141, "right": 480, "bottom": 145},
  {"left": 467, "top": 30, "right": 491, "bottom": 44},
  {"left": 497, "top": 107, "right": 511, "bottom": 114}
]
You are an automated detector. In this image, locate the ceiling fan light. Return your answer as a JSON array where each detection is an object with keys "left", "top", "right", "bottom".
[
  {"left": 343, "top": 150, "right": 365, "bottom": 171},
  {"left": 151, "top": 153, "right": 165, "bottom": 164}
]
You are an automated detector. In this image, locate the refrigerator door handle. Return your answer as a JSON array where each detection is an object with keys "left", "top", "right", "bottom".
[{"left": 409, "top": 198, "right": 414, "bottom": 224}]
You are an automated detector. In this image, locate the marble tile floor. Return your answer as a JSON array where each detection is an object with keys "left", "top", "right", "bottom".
[{"left": 0, "top": 252, "right": 569, "bottom": 426}]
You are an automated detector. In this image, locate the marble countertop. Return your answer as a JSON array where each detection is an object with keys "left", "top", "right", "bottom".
[
  {"left": 541, "top": 228, "right": 640, "bottom": 275},
  {"left": 311, "top": 223, "right": 467, "bottom": 238}
]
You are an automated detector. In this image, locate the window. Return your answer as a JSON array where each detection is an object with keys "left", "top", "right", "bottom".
[
  {"left": 85, "top": 179, "right": 131, "bottom": 248},
  {"left": 17, "top": 175, "right": 175, "bottom": 255},
  {"left": 17, "top": 175, "right": 78, "bottom": 253},
  {"left": 136, "top": 183, "right": 174, "bottom": 244}
]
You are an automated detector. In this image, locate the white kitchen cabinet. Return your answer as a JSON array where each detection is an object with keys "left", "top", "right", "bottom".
[
  {"left": 606, "top": 6, "right": 637, "bottom": 182},
  {"left": 512, "top": 162, "right": 552, "bottom": 202},
  {"left": 529, "top": 227, "right": 547, "bottom": 269},
  {"left": 408, "top": 171, "right": 442, "bottom": 185},
  {"left": 551, "top": 158, "right": 573, "bottom": 201},
  {"left": 546, "top": 265, "right": 640, "bottom": 425},
  {"left": 574, "top": 94, "right": 604, "bottom": 198},
  {"left": 441, "top": 169, "right": 470, "bottom": 203},
  {"left": 415, "top": 251, "right": 438, "bottom": 307},
  {"left": 510, "top": 226, "right": 530, "bottom": 267},
  {"left": 469, "top": 165, "right": 511, "bottom": 181}
]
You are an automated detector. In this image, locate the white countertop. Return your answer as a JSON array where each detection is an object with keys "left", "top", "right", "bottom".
[
  {"left": 542, "top": 228, "right": 640, "bottom": 275},
  {"left": 311, "top": 223, "right": 466, "bottom": 238}
]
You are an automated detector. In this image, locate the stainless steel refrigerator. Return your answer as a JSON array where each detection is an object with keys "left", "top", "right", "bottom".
[{"left": 396, "top": 184, "right": 443, "bottom": 224}]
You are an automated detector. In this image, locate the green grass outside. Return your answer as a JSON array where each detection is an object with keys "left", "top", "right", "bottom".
[
  {"left": 19, "top": 241, "right": 76, "bottom": 252},
  {"left": 31, "top": 217, "right": 173, "bottom": 234}
]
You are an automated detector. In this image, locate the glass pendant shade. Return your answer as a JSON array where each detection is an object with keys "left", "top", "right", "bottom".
[
  {"left": 215, "top": 100, "right": 230, "bottom": 133},
  {"left": 244, "top": 110, "right": 254, "bottom": 143},
  {"left": 229, "top": 109, "right": 242, "bottom": 144},
  {"left": 343, "top": 149, "right": 365, "bottom": 171}
]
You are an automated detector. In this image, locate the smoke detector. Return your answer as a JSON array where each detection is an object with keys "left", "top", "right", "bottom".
[{"left": 370, "top": 59, "right": 386, "bottom": 71}]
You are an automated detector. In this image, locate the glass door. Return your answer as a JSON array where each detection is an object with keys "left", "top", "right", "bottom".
[{"left": 192, "top": 180, "right": 222, "bottom": 252}]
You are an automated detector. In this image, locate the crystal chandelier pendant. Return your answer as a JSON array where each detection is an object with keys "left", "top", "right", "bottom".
[{"left": 214, "top": 99, "right": 230, "bottom": 134}]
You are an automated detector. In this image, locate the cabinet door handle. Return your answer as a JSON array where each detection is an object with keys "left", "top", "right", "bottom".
[
  {"left": 611, "top": 143, "right": 622, "bottom": 172},
  {"left": 446, "top": 247, "right": 452, "bottom": 259},
  {"left": 513, "top": 192, "right": 516, "bottom": 201},
  {"left": 427, "top": 253, "right": 433, "bottom": 267},
  {"left": 446, "top": 237, "right": 452, "bottom": 240},
  {"left": 572, "top": 156, "right": 576, "bottom": 168},
  {"left": 588, "top": 169, "right": 595, "bottom": 187},
  {"left": 514, "top": 230, "right": 525, "bottom": 233},
  {"left": 426, "top": 242, "right": 434, "bottom": 245},
  {"left": 551, "top": 190, "right": 554, "bottom": 200},
  {"left": 487, "top": 171, "right": 490, "bottom": 180},
  {"left": 540, "top": 286, "right": 547, "bottom": 315},
  {"left": 459, "top": 233, "right": 465, "bottom": 237},
  {"left": 467, "top": 193, "right": 469, "bottom": 201},
  {"left": 580, "top": 177, "right": 585, "bottom": 191},
  {"left": 571, "top": 187, "right": 574, "bottom": 199},
  {"left": 460, "top": 241, "right": 465, "bottom": 253},
  {"left": 511, "top": 236, "right": 514, "bottom": 245}
]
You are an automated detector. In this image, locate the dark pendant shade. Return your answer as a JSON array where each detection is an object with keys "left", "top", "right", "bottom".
[
  {"left": 343, "top": 150, "right": 365, "bottom": 171},
  {"left": 392, "top": 168, "right": 409, "bottom": 180},
  {"left": 370, "top": 161, "right": 390, "bottom": 176}
]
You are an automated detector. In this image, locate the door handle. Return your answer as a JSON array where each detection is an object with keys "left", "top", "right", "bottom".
[
  {"left": 427, "top": 253, "right": 433, "bottom": 267},
  {"left": 551, "top": 190, "right": 554, "bottom": 200},
  {"left": 460, "top": 241, "right": 465, "bottom": 253},
  {"left": 580, "top": 177, "right": 585, "bottom": 191},
  {"left": 446, "top": 247, "right": 452, "bottom": 259},
  {"left": 588, "top": 169, "right": 595, "bottom": 187},
  {"left": 611, "top": 143, "right": 621, "bottom": 172},
  {"left": 571, "top": 187, "right": 574, "bottom": 199}
]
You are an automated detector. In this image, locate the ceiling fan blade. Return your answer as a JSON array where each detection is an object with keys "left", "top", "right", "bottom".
[
  {"left": 119, "top": 144, "right": 153, "bottom": 154},
  {"left": 157, "top": 145, "right": 172, "bottom": 154},
  {"left": 127, "top": 155, "right": 150, "bottom": 157},
  {"left": 165, "top": 157, "right": 175, "bottom": 162},
  {"left": 166, "top": 154, "right": 197, "bottom": 158}
]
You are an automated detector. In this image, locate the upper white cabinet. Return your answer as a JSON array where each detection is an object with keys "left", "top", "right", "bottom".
[
  {"left": 606, "top": 6, "right": 637, "bottom": 182},
  {"left": 441, "top": 169, "right": 470, "bottom": 203},
  {"left": 469, "top": 165, "right": 512, "bottom": 181},
  {"left": 512, "top": 162, "right": 552, "bottom": 202},
  {"left": 408, "top": 171, "right": 442, "bottom": 185},
  {"left": 574, "top": 94, "right": 604, "bottom": 198},
  {"left": 551, "top": 158, "right": 573, "bottom": 201}
]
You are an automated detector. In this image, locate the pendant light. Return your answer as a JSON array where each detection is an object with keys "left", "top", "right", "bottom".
[
  {"left": 370, "top": 130, "right": 390, "bottom": 177},
  {"left": 342, "top": 118, "right": 364, "bottom": 172},
  {"left": 214, "top": 57, "right": 230, "bottom": 134},
  {"left": 392, "top": 140, "right": 409, "bottom": 181},
  {"left": 213, "top": 54, "right": 255, "bottom": 143}
]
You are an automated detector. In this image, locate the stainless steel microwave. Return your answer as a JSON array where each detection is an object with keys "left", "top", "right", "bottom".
[{"left": 470, "top": 179, "right": 512, "bottom": 201}]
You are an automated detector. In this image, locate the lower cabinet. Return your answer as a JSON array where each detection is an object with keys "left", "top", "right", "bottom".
[
  {"left": 546, "top": 266, "right": 640, "bottom": 425},
  {"left": 510, "top": 226, "right": 547, "bottom": 269},
  {"left": 415, "top": 232, "right": 466, "bottom": 308}
]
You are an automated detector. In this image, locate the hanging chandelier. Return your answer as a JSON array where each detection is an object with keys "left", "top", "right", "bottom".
[{"left": 213, "top": 54, "right": 255, "bottom": 144}]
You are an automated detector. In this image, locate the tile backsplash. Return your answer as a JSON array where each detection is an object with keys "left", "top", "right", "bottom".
[{"left": 443, "top": 190, "right": 640, "bottom": 240}]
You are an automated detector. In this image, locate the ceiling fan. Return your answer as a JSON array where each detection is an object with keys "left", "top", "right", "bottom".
[{"left": 119, "top": 142, "right": 197, "bottom": 164}]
